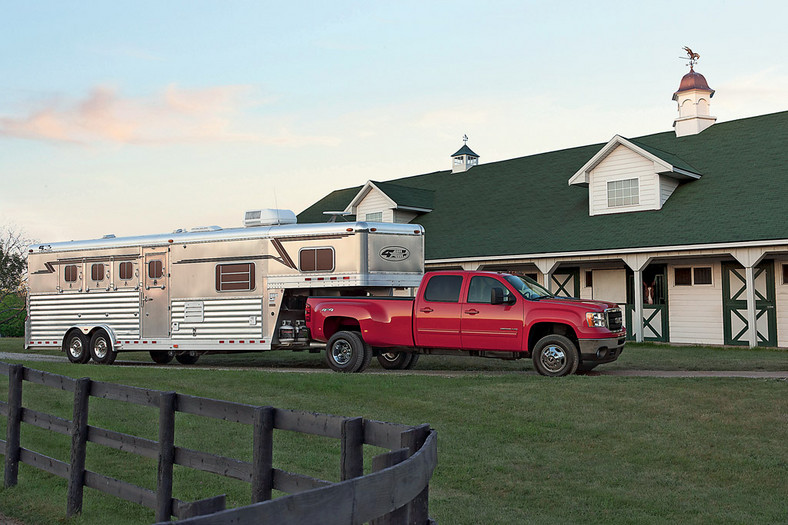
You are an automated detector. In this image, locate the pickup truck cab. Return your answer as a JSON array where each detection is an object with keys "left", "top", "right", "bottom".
[{"left": 306, "top": 271, "right": 626, "bottom": 376}]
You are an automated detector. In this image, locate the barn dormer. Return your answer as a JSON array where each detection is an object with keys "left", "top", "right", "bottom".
[{"left": 343, "top": 180, "right": 434, "bottom": 223}]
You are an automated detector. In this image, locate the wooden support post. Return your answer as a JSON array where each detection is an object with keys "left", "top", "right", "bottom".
[
  {"left": 251, "top": 406, "right": 274, "bottom": 503},
  {"left": 370, "top": 448, "right": 409, "bottom": 525},
  {"left": 67, "top": 377, "right": 91, "bottom": 516},
  {"left": 401, "top": 424, "right": 431, "bottom": 524},
  {"left": 156, "top": 392, "right": 176, "bottom": 522},
  {"left": 340, "top": 417, "right": 364, "bottom": 481},
  {"left": 4, "top": 364, "right": 22, "bottom": 488}
]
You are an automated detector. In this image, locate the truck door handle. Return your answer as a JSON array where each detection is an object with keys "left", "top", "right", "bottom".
[
  {"left": 419, "top": 307, "right": 433, "bottom": 313},
  {"left": 464, "top": 309, "right": 479, "bottom": 315}
]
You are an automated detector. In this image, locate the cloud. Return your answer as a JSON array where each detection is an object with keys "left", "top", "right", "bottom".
[{"left": 0, "top": 84, "right": 339, "bottom": 147}]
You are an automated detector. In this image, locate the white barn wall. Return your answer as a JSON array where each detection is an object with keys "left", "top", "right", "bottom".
[
  {"left": 667, "top": 261, "right": 724, "bottom": 345},
  {"left": 774, "top": 258, "right": 788, "bottom": 347},
  {"left": 589, "top": 146, "right": 658, "bottom": 216},
  {"left": 660, "top": 177, "right": 679, "bottom": 207}
]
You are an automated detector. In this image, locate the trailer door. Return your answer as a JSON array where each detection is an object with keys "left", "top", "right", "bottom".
[{"left": 142, "top": 248, "right": 170, "bottom": 338}]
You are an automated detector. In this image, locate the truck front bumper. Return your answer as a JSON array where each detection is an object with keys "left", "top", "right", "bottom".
[{"left": 578, "top": 335, "right": 626, "bottom": 364}]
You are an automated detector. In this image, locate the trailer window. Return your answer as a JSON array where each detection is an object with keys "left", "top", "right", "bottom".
[
  {"left": 148, "top": 260, "right": 164, "bottom": 279},
  {"left": 423, "top": 275, "right": 462, "bottom": 303},
  {"left": 119, "top": 262, "right": 133, "bottom": 280},
  {"left": 299, "top": 248, "right": 334, "bottom": 272},
  {"left": 91, "top": 263, "right": 104, "bottom": 281},
  {"left": 64, "top": 265, "right": 79, "bottom": 282},
  {"left": 216, "top": 263, "right": 256, "bottom": 292}
]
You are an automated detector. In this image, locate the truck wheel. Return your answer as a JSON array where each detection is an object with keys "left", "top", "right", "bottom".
[
  {"left": 90, "top": 330, "right": 116, "bottom": 365},
  {"left": 326, "top": 331, "right": 367, "bottom": 373},
  {"left": 150, "top": 351, "right": 174, "bottom": 364},
  {"left": 377, "top": 351, "right": 417, "bottom": 370},
  {"left": 532, "top": 335, "right": 579, "bottom": 377},
  {"left": 65, "top": 331, "right": 90, "bottom": 364},
  {"left": 176, "top": 351, "right": 200, "bottom": 365}
]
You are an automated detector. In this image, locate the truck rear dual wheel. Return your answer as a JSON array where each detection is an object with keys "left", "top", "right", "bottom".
[
  {"left": 176, "top": 351, "right": 201, "bottom": 365},
  {"left": 326, "top": 331, "right": 372, "bottom": 373},
  {"left": 150, "top": 351, "right": 175, "bottom": 364},
  {"left": 532, "top": 335, "right": 579, "bottom": 377},
  {"left": 376, "top": 351, "right": 420, "bottom": 370}
]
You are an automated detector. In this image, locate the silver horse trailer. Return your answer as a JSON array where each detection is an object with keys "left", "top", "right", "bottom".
[{"left": 26, "top": 209, "right": 424, "bottom": 366}]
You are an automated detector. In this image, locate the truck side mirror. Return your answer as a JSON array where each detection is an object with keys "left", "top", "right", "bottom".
[{"left": 491, "top": 287, "right": 505, "bottom": 305}]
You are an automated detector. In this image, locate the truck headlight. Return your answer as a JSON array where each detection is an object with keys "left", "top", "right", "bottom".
[{"left": 586, "top": 312, "right": 606, "bottom": 328}]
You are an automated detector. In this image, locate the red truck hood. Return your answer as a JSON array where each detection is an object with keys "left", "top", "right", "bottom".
[{"left": 537, "top": 296, "right": 620, "bottom": 311}]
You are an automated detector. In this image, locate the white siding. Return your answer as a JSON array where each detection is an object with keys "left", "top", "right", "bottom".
[
  {"left": 667, "top": 261, "right": 724, "bottom": 345},
  {"left": 775, "top": 259, "right": 788, "bottom": 347},
  {"left": 592, "top": 269, "right": 627, "bottom": 304},
  {"left": 356, "top": 189, "right": 394, "bottom": 222},
  {"left": 660, "top": 176, "right": 679, "bottom": 207},
  {"left": 393, "top": 210, "right": 419, "bottom": 223},
  {"left": 588, "top": 145, "right": 659, "bottom": 216}
]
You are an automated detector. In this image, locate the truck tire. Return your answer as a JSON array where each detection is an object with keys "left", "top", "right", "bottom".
[
  {"left": 176, "top": 351, "right": 200, "bottom": 365},
  {"left": 65, "top": 331, "right": 90, "bottom": 364},
  {"left": 532, "top": 334, "right": 579, "bottom": 377},
  {"left": 89, "top": 330, "right": 116, "bottom": 365},
  {"left": 376, "top": 351, "right": 418, "bottom": 370},
  {"left": 326, "top": 331, "right": 368, "bottom": 373},
  {"left": 150, "top": 351, "right": 174, "bottom": 364}
]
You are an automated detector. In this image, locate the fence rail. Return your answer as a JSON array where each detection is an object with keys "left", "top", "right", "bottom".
[{"left": 0, "top": 362, "right": 436, "bottom": 524}]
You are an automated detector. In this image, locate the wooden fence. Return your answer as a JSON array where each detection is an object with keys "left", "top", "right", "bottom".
[{"left": 0, "top": 362, "right": 437, "bottom": 524}]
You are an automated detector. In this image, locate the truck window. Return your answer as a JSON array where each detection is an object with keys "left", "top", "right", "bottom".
[
  {"left": 423, "top": 275, "right": 462, "bottom": 303},
  {"left": 216, "top": 263, "right": 256, "bottom": 292},
  {"left": 467, "top": 276, "right": 510, "bottom": 304},
  {"left": 64, "top": 265, "right": 78, "bottom": 282},
  {"left": 300, "top": 247, "right": 334, "bottom": 272},
  {"left": 91, "top": 263, "right": 104, "bottom": 281}
]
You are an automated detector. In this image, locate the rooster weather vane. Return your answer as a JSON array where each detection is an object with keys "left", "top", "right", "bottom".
[{"left": 681, "top": 46, "right": 700, "bottom": 69}]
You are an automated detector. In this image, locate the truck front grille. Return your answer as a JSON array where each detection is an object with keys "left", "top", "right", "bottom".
[{"left": 606, "top": 308, "right": 623, "bottom": 332}]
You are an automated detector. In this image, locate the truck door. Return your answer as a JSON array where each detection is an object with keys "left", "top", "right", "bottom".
[
  {"left": 142, "top": 248, "right": 170, "bottom": 338},
  {"left": 460, "top": 275, "right": 523, "bottom": 351},
  {"left": 413, "top": 274, "right": 463, "bottom": 349}
]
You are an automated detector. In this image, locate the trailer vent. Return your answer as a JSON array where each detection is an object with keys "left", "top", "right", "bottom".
[{"left": 244, "top": 209, "right": 297, "bottom": 227}]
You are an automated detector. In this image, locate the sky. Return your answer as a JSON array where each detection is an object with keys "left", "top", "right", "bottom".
[{"left": 1, "top": 1, "right": 787, "bottom": 244}]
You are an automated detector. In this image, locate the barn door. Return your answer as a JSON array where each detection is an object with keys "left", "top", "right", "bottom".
[
  {"left": 625, "top": 265, "right": 669, "bottom": 342},
  {"left": 551, "top": 268, "right": 579, "bottom": 298},
  {"left": 141, "top": 248, "right": 170, "bottom": 338},
  {"left": 722, "top": 261, "right": 776, "bottom": 346}
]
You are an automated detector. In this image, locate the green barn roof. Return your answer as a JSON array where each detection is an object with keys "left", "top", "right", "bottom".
[{"left": 299, "top": 111, "right": 788, "bottom": 261}]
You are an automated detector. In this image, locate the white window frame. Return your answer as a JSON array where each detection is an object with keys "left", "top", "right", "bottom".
[
  {"left": 365, "top": 212, "right": 383, "bottom": 222},
  {"left": 607, "top": 178, "right": 640, "bottom": 208}
]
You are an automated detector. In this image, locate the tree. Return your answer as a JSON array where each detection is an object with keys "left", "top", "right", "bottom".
[{"left": 0, "top": 226, "right": 30, "bottom": 336}]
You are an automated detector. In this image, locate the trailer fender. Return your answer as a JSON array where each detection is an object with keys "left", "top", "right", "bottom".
[{"left": 64, "top": 325, "right": 120, "bottom": 350}]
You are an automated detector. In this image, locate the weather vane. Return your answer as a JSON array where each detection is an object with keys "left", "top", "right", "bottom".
[
  {"left": 681, "top": 46, "right": 700, "bottom": 69},
  {"left": 462, "top": 134, "right": 468, "bottom": 145}
]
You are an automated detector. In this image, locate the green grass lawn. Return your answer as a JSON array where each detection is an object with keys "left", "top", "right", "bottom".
[{"left": 0, "top": 338, "right": 787, "bottom": 524}]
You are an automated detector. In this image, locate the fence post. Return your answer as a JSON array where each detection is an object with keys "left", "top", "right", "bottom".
[
  {"left": 67, "top": 377, "right": 91, "bottom": 516},
  {"left": 251, "top": 406, "right": 274, "bottom": 503},
  {"left": 400, "top": 424, "right": 431, "bottom": 524},
  {"left": 4, "top": 364, "right": 23, "bottom": 488},
  {"left": 341, "top": 417, "right": 364, "bottom": 481},
  {"left": 156, "top": 391, "right": 176, "bottom": 522},
  {"left": 370, "top": 448, "right": 410, "bottom": 525}
]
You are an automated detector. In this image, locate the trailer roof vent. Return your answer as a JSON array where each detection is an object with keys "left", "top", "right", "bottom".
[
  {"left": 244, "top": 209, "right": 297, "bottom": 227},
  {"left": 189, "top": 225, "right": 223, "bottom": 233}
]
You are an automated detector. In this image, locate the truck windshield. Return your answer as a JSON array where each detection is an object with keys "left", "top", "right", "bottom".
[{"left": 504, "top": 274, "right": 553, "bottom": 300}]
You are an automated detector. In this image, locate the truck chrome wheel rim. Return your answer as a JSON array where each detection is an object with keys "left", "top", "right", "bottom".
[
  {"left": 93, "top": 338, "right": 108, "bottom": 359},
  {"left": 69, "top": 337, "right": 84, "bottom": 358},
  {"left": 541, "top": 345, "right": 566, "bottom": 373},
  {"left": 380, "top": 352, "right": 398, "bottom": 362},
  {"left": 331, "top": 340, "right": 353, "bottom": 365}
]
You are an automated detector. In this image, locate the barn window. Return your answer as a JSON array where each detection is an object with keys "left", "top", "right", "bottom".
[
  {"left": 365, "top": 212, "right": 383, "bottom": 222},
  {"left": 64, "top": 265, "right": 79, "bottom": 282},
  {"left": 119, "top": 262, "right": 133, "bottom": 280},
  {"left": 299, "top": 248, "right": 334, "bottom": 272},
  {"left": 693, "top": 267, "right": 712, "bottom": 285},
  {"left": 148, "top": 260, "right": 163, "bottom": 279},
  {"left": 675, "top": 267, "right": 692, "bottom": 286},
  {"left": 607, "top": 178, "right": 639, "bottom": 207},
  {"left": 91, "top": 264, "right": 104, "bottom": 281},
  {"left": 782, "top": 264, "right": 788, "bottom": 285},
  {"left": 216, "top": 263, "right": 255, "bottom": 292}
]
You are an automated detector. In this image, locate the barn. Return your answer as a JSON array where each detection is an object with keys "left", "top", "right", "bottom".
[{"left": 299, "top": 67, "right": 788, "bottom": 348}]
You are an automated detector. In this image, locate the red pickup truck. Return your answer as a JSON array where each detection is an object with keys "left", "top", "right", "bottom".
[{"left": 306, "top": 271, "right": 625, "bottom": 376}]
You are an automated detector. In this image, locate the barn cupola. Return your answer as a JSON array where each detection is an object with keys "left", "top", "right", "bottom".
[
  {"left": 673, "top": 47, "right": 716, "bottom": 137},
  {"left": 451, "top": 135, "right": 479, "bottom": 173}
]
